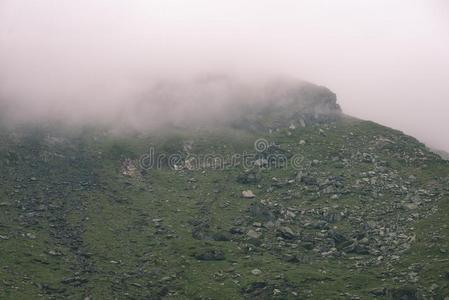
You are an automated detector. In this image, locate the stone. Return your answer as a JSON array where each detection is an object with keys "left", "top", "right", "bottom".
[
  {"left": 264, "top": 221, "right": 275, "bottom": 228},
  {"left": 212, "top": 232, "right": 231, "bottom": 241},
  {"left": 254, "top": 159, "right": 268, "bottom": 168},
  {"left": 26, "top": 233, "right": 36, "bottom": 239},
  {"left": 404, "top": 203, "right": 418, "bottom": 210},
  {"left": 237, "top": 171, "right": 259, "bottom": 184},
  {"left": 242, "top": 190, "right": 256, "bottom": 199},
  {"left": 251, "top": 268, "right": 262, "bottom": 275},
  {"left": 247, "top": 229, "right": 262, "bottom": 239},
  {"left": 47, "top": 250, "right": 62, "bottom": 257},
  {"left": 302, "top": 176, "right": 318, "bottom": 186},
  {"left": 386, "top": 287, "right": 419, "bottom": 299},
  {"left": 277, "top": 226, "right": 296, "bottom": 239},
  {"left": 230, "top": 227, "right": 244, "bottom": 235}
]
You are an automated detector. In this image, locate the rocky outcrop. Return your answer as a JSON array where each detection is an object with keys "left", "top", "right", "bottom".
[{"left": 232, "top": 81, "right": 342, "bottom": 131}]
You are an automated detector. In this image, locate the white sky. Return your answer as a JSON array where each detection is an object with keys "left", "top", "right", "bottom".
[{"left": 0, "top": 0, "right": 448, "bottom": 149}]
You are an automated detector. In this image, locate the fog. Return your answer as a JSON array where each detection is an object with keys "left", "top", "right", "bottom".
[{"left": 0, "top": 1, "right": 448, "bottom": 150}]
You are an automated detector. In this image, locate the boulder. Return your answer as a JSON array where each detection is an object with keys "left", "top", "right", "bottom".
[{"left": 242, "top": 190, "right": 256, "bottom": 199}]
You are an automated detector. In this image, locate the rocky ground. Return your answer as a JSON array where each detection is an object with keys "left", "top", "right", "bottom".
[{"left": 0, "top": 113, "right": 448, "bottom": 299}]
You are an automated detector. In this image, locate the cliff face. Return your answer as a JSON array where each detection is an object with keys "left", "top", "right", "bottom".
[{"left": 231, "top": 81, "right": 342, "bottom": 131}]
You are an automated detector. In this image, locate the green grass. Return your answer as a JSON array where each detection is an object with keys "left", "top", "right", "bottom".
[{"left": 0, "top": 118, "right": 448, "bottom": 299}]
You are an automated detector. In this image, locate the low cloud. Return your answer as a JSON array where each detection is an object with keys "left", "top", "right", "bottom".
[{"left": 0, "top": 1, "right": 448, "bottom": 149}]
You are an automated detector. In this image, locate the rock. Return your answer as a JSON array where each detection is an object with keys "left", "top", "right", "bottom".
[
  {"left": 254, "top": 159, "right": 268, "bottom": 168},
  {"left": 61, "top": 276, "right": 88, "bottom": 286},
  {"left": 251, "top": 268, "right": 262, "bottom": 276},
  {"left": 301, "top": 176, "right": 318, "bottom": 186},
  {"left": 362, "top": 153, "right": 374, "bottom": 163},
  {"left": 312, "top": 220, "right": 329, "bottom": 230},
  {"left": 212, "top": 232, "right": 231, "bottom": 241},
  {"left": 277, "top": 226, "right": 296, "bottom": 239},
  {"left": 359, "top": 237, "right": 369, "bottom": 245},
  {"left": 369, "top": 288, "right": 386, "bottom": 297},
  {"left": 247, "top": 229, "right": 262, "bottom": 239},
  {"left": 295, "top": 171, "right": 304, "bottom": 182},
  {"left": 242, "top": 282, "right": 268, "bottom": 296},
  {"left": 285, "top": 210, "right": 296, "bottom": 218},
  {"left": 47, "top": 250, "right": 63, "bottom": 257},
  {"left": 343, "top": 242, "right": 370, "bottom": 255},
  {"left": 404, "top": 203, "right": 418, "bottom": 210},
  {"left": 237, "top": 171, "right": 259, "bottom": 184},
  {"left": 311, "top": 159, "right": 320, "bottom": 166},
  {"left": 328, "top": 230, "right": 347, "bottom": 245},
  {"left": 26, "top": 233, "right": 36, "bottom": 239},
  {"left": 121, "top": 159, "right": 139, "bottom": 177},
  {"left": 230, "top": 227, "right": 244, "bottom": 235},
  {"left": 248, "top": 203, "right": 275, "bottom": 221},
  {"left": 242, "top": 190, "right": 256, "bottom": 199},
  {"left": 264, "top": 221, "right": 275, "bottom": 229},
  {"left": 386, "top": 287, "right": 419, "bottom": 300},
  {"left": 282, "top": 254, "right": 299, "bottom": 263}
]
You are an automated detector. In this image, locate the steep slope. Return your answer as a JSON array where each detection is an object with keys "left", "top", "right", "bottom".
[
  {"left": 0, "top": 85, "right": 448, "bottom": 299},
  {"left": 432, "top": 149, "right": 449, "bottom": 160}
]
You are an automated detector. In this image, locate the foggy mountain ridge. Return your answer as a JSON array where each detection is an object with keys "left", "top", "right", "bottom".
[
  {"left": 2, "top": 2, "right": 449, "bottom": 299},
  {"left": 0, "top": 75, "right": 342, "bottom": 131},
  {"left": 431, "top": 148, "right": 449, "bottom": 160},
  {"left": 1, "top": 0, "right": 448, "bottom": 150}
]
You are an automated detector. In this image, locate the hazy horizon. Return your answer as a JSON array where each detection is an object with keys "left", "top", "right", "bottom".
[{"left": 1, "top": 1, "right": 448, "bottom": 150}]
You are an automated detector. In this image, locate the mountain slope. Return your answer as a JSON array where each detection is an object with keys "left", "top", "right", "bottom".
[
  {"left": 0, "top": 91, "right": 448, "bottom": 299},
  {"left": 432, "top": 148, "right": 449, "bottom": 160}
]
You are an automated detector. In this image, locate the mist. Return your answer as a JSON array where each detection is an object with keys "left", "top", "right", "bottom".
[{"left": 0, "top": 1, "right": 448, "bottom": 150}]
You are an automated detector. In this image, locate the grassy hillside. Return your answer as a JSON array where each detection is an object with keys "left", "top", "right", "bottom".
[{"left": 0, "top": 116, "right": 448, "bottom": 299}]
